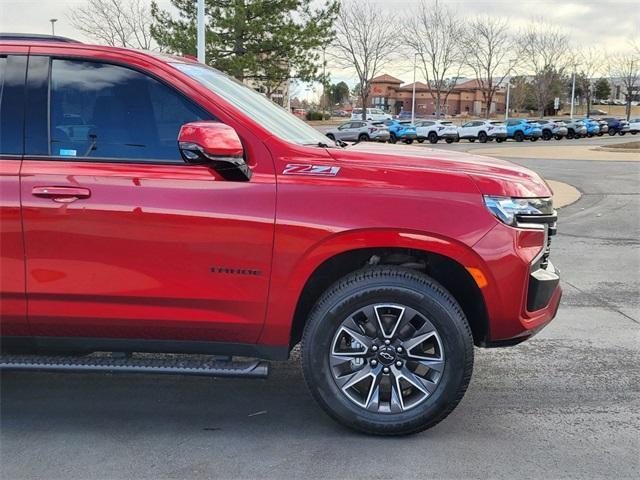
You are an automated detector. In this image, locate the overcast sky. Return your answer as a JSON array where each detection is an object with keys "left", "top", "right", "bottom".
[{"left": 2, "top": 0, "right": 639, "bottom": 97}]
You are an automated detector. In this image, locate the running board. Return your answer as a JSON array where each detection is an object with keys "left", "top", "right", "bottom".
[{"left": 0, "top": 354, "right": 269, "bottom": 379}]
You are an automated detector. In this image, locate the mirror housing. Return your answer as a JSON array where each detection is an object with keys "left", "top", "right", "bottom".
[{"left": 178, "top": 121, "right": 251, "bottom": 181}]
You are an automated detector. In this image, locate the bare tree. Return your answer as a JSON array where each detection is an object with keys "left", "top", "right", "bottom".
[
  {"left": 403, "top": 0, "right": 464, "bottom": 116},
  {"left": 331, "top": 0, "right": 397, "bottom": 120},
  {"left": 461, "top": 16, "right": 516, "bottom": 117},
  {"left": 571, "top": 47, "right": 604, "bottom": 116},
  {"left": 517, "top": 20, "right": 568, "bottom": 117},
  {"left": 608, "top": 54, "right": 640, "bottom": 120},
  {"left": 68, "top": 0, "right": 153, "bottom": 49}
]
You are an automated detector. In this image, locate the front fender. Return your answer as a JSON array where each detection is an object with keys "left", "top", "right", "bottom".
[{"left": 258, "top": 228, "right": 498, "bottom": 346}]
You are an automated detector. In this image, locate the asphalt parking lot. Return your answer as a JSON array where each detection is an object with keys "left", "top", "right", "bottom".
[{"left": 1, "top": 137, "right": 639, "bottom": 479}]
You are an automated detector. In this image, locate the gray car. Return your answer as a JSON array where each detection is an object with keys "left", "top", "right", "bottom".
[
  {"left": 325, "top": 121, "right": 390, "bottom": 143},
  {"left": 562, "top": 119, "right": 588, "bottom": 139}
]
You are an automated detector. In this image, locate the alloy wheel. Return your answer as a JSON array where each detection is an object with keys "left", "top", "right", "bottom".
[{"left": 329, "top": 303, "right": 445, "bottom": 413}]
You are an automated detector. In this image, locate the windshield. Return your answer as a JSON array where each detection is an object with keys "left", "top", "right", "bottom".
[{"left": 174, "top": 63, "right": 334, "bottom": 147}]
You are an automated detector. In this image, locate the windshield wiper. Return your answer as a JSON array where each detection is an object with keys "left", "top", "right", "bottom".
[{"left": 306, "top": 140, "right": 347, "bottom": 148}]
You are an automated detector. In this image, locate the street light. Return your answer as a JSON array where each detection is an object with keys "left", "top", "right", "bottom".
[
  {"left": 504, "top": 81, "right": 510, "bottom": 121},
  {"left": 411, "top": 53, "right": 419, "bottom": 125},
  {"left": 49, "top": 18, "right": 58, "bottom": 36},
  {"left": 197, "top": 0, "right": 205, "bottom": 63}
]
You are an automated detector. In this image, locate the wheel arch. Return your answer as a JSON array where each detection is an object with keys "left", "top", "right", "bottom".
[{"left": 281, "top": 236, "right": 492, "bottom": 350}]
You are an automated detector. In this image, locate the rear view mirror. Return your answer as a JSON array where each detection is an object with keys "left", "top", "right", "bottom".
[{"left": 178, "top": 121, "right": 251, "bottom": 181}]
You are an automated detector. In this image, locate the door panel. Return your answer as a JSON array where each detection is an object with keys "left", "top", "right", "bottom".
[
  {"left": 0, "top": 52, "right": 28, "bottom": 336},
  {"left": 21, "top": 160, "right": 275, "bottom": 342},
  {"left": 20, "top": 56, "right": 276, "bottom": 343}
]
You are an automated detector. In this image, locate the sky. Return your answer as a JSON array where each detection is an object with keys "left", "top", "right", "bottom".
[{"left": 1, "top": 0, "right": 639, "bottom": 99}]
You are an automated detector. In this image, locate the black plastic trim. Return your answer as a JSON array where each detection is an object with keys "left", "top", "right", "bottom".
[
  {"left": 0, "top": 33, "right": 80, "bottom": 43},
  {"left": 0, "top": 354, "right": 269, "bottom": 378}
]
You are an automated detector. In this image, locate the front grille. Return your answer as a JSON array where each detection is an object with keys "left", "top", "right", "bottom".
[
  {"left": 540, "top": 230, "right": 553, "bottom": 269},
  {"left": 517, "top": 212, "right": 557, "bottom": 270}
]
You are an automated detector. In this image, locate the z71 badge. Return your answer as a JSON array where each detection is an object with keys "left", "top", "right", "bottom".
[{"left": 283, "top": 164, "right": 341, "bottom": 176}]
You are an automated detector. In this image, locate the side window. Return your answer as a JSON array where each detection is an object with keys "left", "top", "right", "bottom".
[
  {"left": 49, "top": 59, "right": 212, "bottom": 162},
  {"left": 423, "top": 121, "right": 435, "bottom": 127},
  {"left": 0, "top": 55, "right": 27, "bottom": 155}
]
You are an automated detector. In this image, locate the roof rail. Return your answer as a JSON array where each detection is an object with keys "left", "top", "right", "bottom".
[{"left": 0, "top": 33, "right": 81, "bottom": 43}]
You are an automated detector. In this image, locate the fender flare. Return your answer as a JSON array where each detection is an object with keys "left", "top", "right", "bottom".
[{"left": 259, "top": 228, "right": 498, "bottom": 345}]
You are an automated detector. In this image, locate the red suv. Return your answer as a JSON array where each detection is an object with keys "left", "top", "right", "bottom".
[{"left": 0, "top": 35, "right": 561, "bottom": 435}]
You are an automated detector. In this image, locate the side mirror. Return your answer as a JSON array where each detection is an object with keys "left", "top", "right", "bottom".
[{"left": 178, "top": 121, "right": 251, "bottom": 181}]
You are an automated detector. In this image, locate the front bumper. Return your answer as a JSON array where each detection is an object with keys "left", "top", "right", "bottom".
[
  {"left": 399, "top": 133, "right": 418, "bottom": 140},
  {"left": 440, "top": 131, "right": 459, "bottom": 139},
  {"left": 472, "top": 221, "right": 561, "bottom": 346},
  {"left": 372, "top": 132, "right": 390, "bottom": 142}
]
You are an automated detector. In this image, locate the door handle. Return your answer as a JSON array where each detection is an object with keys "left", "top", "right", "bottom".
[{"left": 32, "top": 186, "right": 91, "bottom": 203}]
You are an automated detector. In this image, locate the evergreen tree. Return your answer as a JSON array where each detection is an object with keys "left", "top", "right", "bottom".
[
  {"left": 330, "top": 81, "right": 350, "bottom": 105},
  {"left": 594, "top": 78, "right": 611, "bottom": 101},
  {"left": 151, "top": 0, "right": 339, "bottom": 92}
]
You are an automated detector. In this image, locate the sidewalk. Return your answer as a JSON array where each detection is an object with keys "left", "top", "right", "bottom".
[
  {"left": 468, "top": 145, "right": 640, "bottom": 162},
  {"left": 547, "top": 180, "right": 581, "bottom": 208}
]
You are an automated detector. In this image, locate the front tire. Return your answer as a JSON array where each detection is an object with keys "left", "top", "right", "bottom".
[
  {"left": 389, "top": 133, "right": 397, "bottom": 144},
  {"left": 301, "top": 267, "right": 474, "bottom": 436}
]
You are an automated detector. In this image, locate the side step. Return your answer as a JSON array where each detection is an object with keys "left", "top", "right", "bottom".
[{"left": 0, "top": 354, "right": 269, "bottom": 379}]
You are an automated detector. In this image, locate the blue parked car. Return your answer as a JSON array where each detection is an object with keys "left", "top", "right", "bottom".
[
  {"left": 601, "top": 117, "right": 631, "bottom": 136},
  {"left": 383, "top": 119, "right": 418, "bottom": 144},
  {"left": 580, "top": 118, "right": 601, "bottom": 137},
  {"left": 505, "top": 119, "right": 543, "bottom": 142}
]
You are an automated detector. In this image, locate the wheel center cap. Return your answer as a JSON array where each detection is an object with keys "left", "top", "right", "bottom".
[{"left": 377, "top": 346, "right": 397, "bottom": 365}]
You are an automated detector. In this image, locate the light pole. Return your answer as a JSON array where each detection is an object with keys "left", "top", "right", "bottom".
[
  {"left": 197, "top": 0, "right": 205, "bottom": 63},
  {"left": 570, "top": 70, "right": 576, "bottom": 119},
  {"left": 504, "top": 81, "right": 511, "bottom": 121},
  {"left": 49, "top": 18, "right": 57, "bottom": 36},
  {"left": 411, "top": 53, "right": 418, "bottom": 124},
  {"left": 321, "top": 47, "right": 327, "bottom": 119}
]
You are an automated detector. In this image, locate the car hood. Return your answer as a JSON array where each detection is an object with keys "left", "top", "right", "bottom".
[{"left": 329, "top": 143, "right": 552, "bottom": 198}]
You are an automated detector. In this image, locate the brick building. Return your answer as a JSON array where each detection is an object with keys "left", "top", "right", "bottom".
[{"left": 368, "top": 75, "right": 507, "bottom": 117}]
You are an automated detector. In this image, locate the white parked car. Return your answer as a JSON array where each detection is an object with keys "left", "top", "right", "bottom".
[
  {"left": 351, "top": 108, "right": 392, "bottom": 121},
  {"left": 458, "top": 120, "right": 507, "bottom": 143},
  {"left": 629, "top": 117, "right": 640, "bottom": 134},
  {"left": 415, "top": 120, "right": 459, "bottom": 144}
]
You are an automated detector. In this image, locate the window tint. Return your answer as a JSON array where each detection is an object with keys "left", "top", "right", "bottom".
[
  {"left": 49, "top": 59, "right": 211, "bottom": 162},
  {"left": 422, "top": 121, "right": 435, "bottom": 126},
  {"left": 0, "top": 55, "right": 27, "bottom": 155},
  {"left": 462, "top": 122, "right": 472, "bottom": 127}
]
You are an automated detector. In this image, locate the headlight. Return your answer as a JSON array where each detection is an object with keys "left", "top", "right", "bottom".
[{"left": 483, "top": 196, "right": 554, "bottom": 227}]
